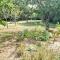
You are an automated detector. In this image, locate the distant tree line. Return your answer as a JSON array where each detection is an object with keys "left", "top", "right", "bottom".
[{"left": 0, "top": 0, "right": 60, "bottom": 24}]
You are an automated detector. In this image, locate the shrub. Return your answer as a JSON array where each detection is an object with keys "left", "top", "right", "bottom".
[
  {"left": 56, "top": 23, "right": 60, "bottom": 32},
  {"left": 18, "top": 30, "right": 50, "bottom": 41},
  {"left": 0, "top": 20, "right": 6, "bottom": 26},
  {"left": 38, "top": 31, "right": 50, "bottom": 41}
]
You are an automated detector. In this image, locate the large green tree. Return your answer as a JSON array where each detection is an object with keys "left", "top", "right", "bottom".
[{"left": 0, "top": 0, "right": 60, "bottom": 26}]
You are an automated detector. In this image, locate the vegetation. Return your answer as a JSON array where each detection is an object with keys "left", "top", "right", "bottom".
[
  {"left": 17, "top": 30, "right": 50, "bottom": 41},
  {"left": 0, "top": 0, "right": 60, "bottom": 60},
  {"left": 0, "top": 0, "right": 60, "bottom": 23},
  {"left": 17, "top": 43, "right": 60, "bottom": 60}
]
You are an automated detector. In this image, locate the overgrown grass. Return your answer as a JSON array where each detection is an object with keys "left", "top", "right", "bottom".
[{"left": 17, "top": 42, "right": 60, "bottom": 60}]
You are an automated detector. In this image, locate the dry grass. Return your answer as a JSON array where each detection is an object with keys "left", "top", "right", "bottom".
[
  {"left": 16, "top": 42, "right": 60, "bottom": 60},
  {"left": 0, "top": 22, "right": 45, "bottom": 32}
]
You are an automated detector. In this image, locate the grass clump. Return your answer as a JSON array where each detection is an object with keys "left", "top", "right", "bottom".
[{"left": 17, "top": 43, "right": 60, "bottom": 60}]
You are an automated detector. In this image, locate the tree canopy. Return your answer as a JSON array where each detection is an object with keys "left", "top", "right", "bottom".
[{"left": 0, "top": 0, "right": 60, "bottom": 24}]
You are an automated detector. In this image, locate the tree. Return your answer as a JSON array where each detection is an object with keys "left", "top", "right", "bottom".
[
  {"left": 0, "top": 0, "right": 10, "bottom": 28},
  {"left": 0, "top": 0, "right": 21, "bottom": 26},
  {"left": 36, "top": 0, "right": 60, "bottom": 29}
]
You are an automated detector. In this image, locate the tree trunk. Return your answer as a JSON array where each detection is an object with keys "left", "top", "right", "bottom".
[
  {"left": 45, "top": 19, "right": 49, "bottom": 30},
  {"left": 6, "top": 19, "right": 8, "bottom": 28},
  {"left": 14, "top": 18, "right": 16, "bottom": 26}
]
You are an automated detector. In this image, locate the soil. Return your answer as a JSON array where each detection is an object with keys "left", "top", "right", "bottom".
[
  {"left": 0, "top": 38, "right": 60, "bottom": 60},
  {"left": 0, "top": 41, "right": 20, "bottom": 60}
]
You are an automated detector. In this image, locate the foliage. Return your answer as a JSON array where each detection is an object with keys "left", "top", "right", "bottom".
[
  {"left": 18, "top": 29, "right": 50, "bottom": 41},
  {"left": 56, "top": 23, "right": 60, "bottom": 32},
  {"left": 0, "top": 20, "right": 6, "bottom": 26},
  {"left": 0, "top": 0, "right": 60, "bottom": 24},
  {"left": 0, "top": 0, "right": 60, "bottom": 30}
]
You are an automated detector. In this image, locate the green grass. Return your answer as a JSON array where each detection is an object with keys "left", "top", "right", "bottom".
[{"left": 17, "top": 29, "right": 50, "bottom": 41}]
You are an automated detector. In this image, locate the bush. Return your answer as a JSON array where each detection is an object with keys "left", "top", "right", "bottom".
[
  {"left": 56, "top": 23, "right": 60, "bottom": 32},
  {"left": 18, "top": 30, "right": 50, "bottom": 41},
  {"left": 0, "top": 20, "right": 6, "bottom": 26},
  {"left": 39, "top": 31, "right": 50, "bottom": 41}
]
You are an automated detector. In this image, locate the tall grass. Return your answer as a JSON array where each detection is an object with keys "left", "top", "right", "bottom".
[{"left": 17, "top": 43, "right": 60, "bottom": 60}]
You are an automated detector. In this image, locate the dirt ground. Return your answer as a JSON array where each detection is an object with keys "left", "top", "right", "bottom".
[
  {"left": 0, "top": 39, "right": 60, "bottom": 60},
  {"left": 0, "top": 40, "right": 20, "bottom": 60}
]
